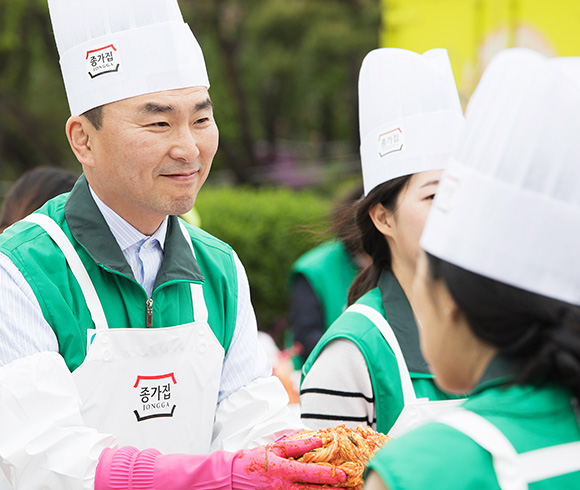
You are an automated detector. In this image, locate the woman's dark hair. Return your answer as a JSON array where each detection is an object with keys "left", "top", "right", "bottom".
[
  {"left": 0, "top": 167, "right": 78, "bottom": 232},
  {"left": 329, "top": 185, "right": 365, "bottom": 259},
  {"left": 426, "top": 252, "right": 580, "bottom": 398},
  {"left": 347, "top": 175, "right": 412, "bottom": 305}
]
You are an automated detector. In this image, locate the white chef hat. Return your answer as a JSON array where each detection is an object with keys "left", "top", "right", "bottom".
[
  {"left": 47, "top": 0, "right": 209, "bottom": 116},
  {"left": 359, "top": 48, "right": 464, "bottom": 196},
  {"left": 421, "top": 48, "right": 580, "bottom": 305}
]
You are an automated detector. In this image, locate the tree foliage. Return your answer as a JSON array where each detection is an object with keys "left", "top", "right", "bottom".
[
  {"left": 194, "top": 184, "right": 333, "bottom": 339},
  {"left": 0, "top": 0, "right": 380, "bottom": 184}
]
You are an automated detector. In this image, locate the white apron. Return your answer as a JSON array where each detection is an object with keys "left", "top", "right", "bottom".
[
  {"left": 23, "top": 214, "right": 224, "bottom": 455},
  {"left": 437, "top": 408, "right": 580, "bottom": 490},
  {"left": 346, "top": 304, "right": 464, "bottom": 438}
]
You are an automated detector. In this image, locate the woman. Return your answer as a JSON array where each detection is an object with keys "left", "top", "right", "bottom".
[
  {"left": 365, "top": 48, "right": 580, "bottom": 490},
  {"left": 300, "top": 48, "right": 465, "bottom": 436}
]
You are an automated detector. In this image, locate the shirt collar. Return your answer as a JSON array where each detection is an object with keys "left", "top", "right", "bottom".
[
  {"left": 64, "top": 174, "right": 203, "bottom": 284},
  {"left": 470, "top": 354, "right": 526, "bottom": 395},
  {"left": 378, "top": 269, "right": 431, "bottom": 375},
  {"left": 89, "top": 186, "right": 168, "bottom": 253}
]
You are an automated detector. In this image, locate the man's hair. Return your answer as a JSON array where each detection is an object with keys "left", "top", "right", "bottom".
[{"left": 82, "top": 105, "right": 104, "bottom": 130}]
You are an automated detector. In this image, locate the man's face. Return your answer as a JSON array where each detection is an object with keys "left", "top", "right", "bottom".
[{"left": 84, "top": 86, "right": 218, "bottom": 234}]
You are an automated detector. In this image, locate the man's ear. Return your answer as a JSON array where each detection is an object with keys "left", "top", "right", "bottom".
[
  {"left": 368, "top": 202, "right": 395, "bottom": 239},
  {"left": 66, "top": 116, "right": 96, "bottom": 168}
]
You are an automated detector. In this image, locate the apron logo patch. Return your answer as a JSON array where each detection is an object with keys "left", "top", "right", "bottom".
[
  {"left": 133, "top": 373, "right": 177, "bottom": 422},
  {"left": 85, "top": 44, "right": 121, "bottom": 79}
]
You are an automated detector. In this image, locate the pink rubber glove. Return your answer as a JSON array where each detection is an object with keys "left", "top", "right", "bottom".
[
  {"left": 95, "top": 446, "right": 236, "bottom": 490},
  {"left": 232, "top": 436, "right": 347, "bottom": 490}
]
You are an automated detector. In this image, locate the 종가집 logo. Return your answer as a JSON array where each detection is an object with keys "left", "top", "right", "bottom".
[
  {"left": 86, "top": 44, "right": 121, "bottom": 79},
  {"left": 133, "top": 373, "right": 177, "bottom": 422},
  {"left": 378, "top": 127, "right": 404, "bottom": 157}
]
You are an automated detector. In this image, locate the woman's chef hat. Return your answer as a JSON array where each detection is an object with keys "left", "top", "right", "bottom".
[
  {"left": 47, "top": 0, "right": 209, "bottom": 116},
  {"left": 359, "top": 48, "right": 464, "bottom": 196},
  {"left": 421, "top": 48, "right": 580, "bottom": 305}
]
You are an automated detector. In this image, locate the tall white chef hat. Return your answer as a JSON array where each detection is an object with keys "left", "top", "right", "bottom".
[
  {"left": 359, "top": 48, "right": 464, "bottom": 196},
  {"left": 421, "top": 48, "right": 580, "bottom": 305},
  {"left": 47, "top": 0, "right": 209, "bottom": 116}
]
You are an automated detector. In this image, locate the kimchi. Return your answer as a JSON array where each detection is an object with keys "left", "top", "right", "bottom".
[{"left": 288, "top": 425, "right": 392, "bottom": 489}]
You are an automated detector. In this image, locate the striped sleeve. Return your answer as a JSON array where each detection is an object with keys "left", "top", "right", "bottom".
[
  {"left": 300, "top": 338, "right": 376, "bottom": 430},
  {"left": 0, "top": 252, "right": 59, "bottom": 367}
]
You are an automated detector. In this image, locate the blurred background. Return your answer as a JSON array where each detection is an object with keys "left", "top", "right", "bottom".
[{"left": 1, "top": 0, "right": 579, "bottom": 344}]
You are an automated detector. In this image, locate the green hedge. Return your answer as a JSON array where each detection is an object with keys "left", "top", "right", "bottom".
[{"left": 194, "top": 186, "right": 332, "bottom": 341}]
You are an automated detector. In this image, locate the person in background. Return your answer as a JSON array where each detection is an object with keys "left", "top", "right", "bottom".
[
  {"left": 301, "top": 48, "right": 464, "bottom": 436},
  {"left": 288, "top": 185, "right": 368, "bottom": 364},
  {"left": 0, "top": 166, "right": 78, "bottom": 232},
  {"left": 365, "top": 48, "right": 580, "bottom": 490},
  {"left": 0, "top": 0, "right": 347, "bottom": 489}
]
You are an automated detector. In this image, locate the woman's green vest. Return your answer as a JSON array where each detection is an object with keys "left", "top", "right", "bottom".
[
  {"left": 290, "top": 240, "right": 359, "bottom": 330},
  {"left": 302, "top": 272, "right": 454, "bottom": 433}
]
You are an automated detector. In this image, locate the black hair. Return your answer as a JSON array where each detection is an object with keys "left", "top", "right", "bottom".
[
  {"left": 347, "top": 175, "right": 412, "bottom": 305},
  {"left": 328, "top": 185, "right": 365, "bottom": 259},
  {"left": 0, "top": 167, "right": 78, "bottom": 232},
  {"left": 426, "top": 252, "right": 580, "bottom": 398},
  {"left": 82, "top": 105, "right": 104, "bottom": 130}
]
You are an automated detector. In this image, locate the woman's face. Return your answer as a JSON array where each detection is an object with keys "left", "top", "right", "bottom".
[
  {"left": 370, "top": 169, "right": 442, "bottom": 277},
  {"left": 390, "top": 170, "right": 442, "bottom": 270},
  {"left": 411, "top": 251, "right": 497, "bottom": 394}
]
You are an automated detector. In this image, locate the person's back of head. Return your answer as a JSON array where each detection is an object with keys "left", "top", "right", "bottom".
[
  {"left": 0, "top": 166, "right": 78, "bottom": 232},
  {"left": 419, "top": 48, "right": 580, "bottom": 397}
]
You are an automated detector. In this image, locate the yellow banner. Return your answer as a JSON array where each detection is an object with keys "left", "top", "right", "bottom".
[{"left": 381, "top": 0, "right": 580, "bottom": 105}]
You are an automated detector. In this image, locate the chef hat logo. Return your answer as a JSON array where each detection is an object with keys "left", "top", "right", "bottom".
[
  {"left": 47, "top": 0, "right": 209, "bottom": 116},
  {"left": 86, "top": 44, "right": 120, "bottom": 79},
  {"left": 432, "top": 170, "right": 461, "bottom": 214},
  {"left": 378, "top": 128, "right": 404, "bottom": 158}
]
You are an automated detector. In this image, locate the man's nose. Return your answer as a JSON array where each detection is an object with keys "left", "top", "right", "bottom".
[{"left": 169, "top": 126, "right": 201, "bottom": 162}]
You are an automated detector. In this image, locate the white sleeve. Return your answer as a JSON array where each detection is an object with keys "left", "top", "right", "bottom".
[
  {"left": 211, "top": 376, "right": 305, "bottom": 451},
  {"left": 300, "top": 338, "right": 376, "bottom": 430},
  {"left": 211, "top": 252, "right": 305, "bottom": 451},
  {"left": 0, "top": 352, "right": 117, "bottom": 490},
  {"left": 217, "top": 251, "right": 272, "bottom": 402},
  {"left": 0, "top": 252, "right": 59, "bottom": 367}
]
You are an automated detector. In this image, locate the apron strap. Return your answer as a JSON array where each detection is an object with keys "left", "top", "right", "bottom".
[
  {"left": 22, "top": 213, "right": 109, "bottom": 331},
  {"left": 346, "top": 304, "right": 418, "bottom": 405},
  {"left": 177, "top": 219, "right": 208, "bottom": 324},
  {"left": 437, "top": 408, "right": 580, "bottom": 490},
  {"left": 518, "top": 441, "right": 580, "bottom": 482}
]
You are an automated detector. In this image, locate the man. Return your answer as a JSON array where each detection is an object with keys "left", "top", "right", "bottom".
[{"left": 0, "top": 0, "right": 346, "bottom": 488}]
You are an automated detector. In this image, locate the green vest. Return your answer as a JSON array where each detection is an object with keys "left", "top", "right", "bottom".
[
  {"left": 0, "top": 175, "right": 237, "bottom": 372},
  {"left": 368, "top": 357, "right": 580, "bottom": 489},
  {"left": 302, "top": 270, "right": 453, "bottom": 434},
  {"left": 291, "top": 240, "right": 359, "bottom": 330}
]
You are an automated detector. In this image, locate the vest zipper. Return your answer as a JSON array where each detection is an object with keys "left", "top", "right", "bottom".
[{"left": 146, "top": 298, "right": 153, "bottom": 327}]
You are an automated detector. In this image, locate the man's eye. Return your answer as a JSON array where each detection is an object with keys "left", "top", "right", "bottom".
[
  {"left": 426, "top": 194, "right": 436, "bottom": 200},
  {"left": 195, "top": 117, "right": 209, "bottom": 124},
  {"left": 150, "top": 122, "right": 169, "bottom": 127}
]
